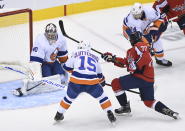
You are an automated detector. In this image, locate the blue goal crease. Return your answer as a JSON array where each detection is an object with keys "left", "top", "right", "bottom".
[{"left": 0, "top": 80, "right": 66, "bottom": 110}]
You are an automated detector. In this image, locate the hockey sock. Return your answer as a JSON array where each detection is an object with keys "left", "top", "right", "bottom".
[{"left": 116, "top": 92, "right": 128, "bottom": 106}]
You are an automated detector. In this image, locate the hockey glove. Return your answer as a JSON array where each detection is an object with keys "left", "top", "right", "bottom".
[{"left": 101, "top": 52, "right": 116, "bottom": 62}]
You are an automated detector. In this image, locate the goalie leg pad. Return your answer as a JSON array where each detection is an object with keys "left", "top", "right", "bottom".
[
  {"left": 26, "top": 75, "right": 62, "bottom": 95},
  {"left": 13, "top": 75, "right": 63, "bottom": 96}
]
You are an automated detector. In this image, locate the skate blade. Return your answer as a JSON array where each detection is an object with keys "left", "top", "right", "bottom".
[
  {"left": 173, "top": 114, "right": 180, "bottom": 120},
  {"left": 115, "top": 112, "right": 132, "bottom": 117},
  {"left": 110, "top": 121, "right": 116, "bottom": 127},
  {"left": 53, "top": 120, "right": 61, "bottom": 125}
]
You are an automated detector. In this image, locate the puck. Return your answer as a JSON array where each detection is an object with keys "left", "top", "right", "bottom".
[{"left": 2, "top": 96, "right": 7, "bottom": 99}]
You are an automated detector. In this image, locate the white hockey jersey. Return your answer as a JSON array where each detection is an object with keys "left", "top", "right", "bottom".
[
  {"left": 63, "top": 49, "right": 103, "bottom": 85},
  {"left": 30, "top": 33, "right": 68, "bottom": 63},
  {"left": 123, "top": 5, "right": 161, "bottom": 33}
]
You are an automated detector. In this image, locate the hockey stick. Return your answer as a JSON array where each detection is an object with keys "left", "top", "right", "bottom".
[
  {"left": 105, "top": 83, "right": 140, "bottom": 95},
  {"left": 26, "top": 82, "right": 43, "bottom": 91},
  {"left": 59, "top": 20, "right": 125, "bottom": 67},
  {"left": 59, "top": 20, "right": 103, "bottom": 55}
]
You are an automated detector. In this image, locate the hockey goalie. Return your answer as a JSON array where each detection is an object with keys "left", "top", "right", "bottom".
[{"left": 12, "top": 23, "right": 69, "bottom": 96}]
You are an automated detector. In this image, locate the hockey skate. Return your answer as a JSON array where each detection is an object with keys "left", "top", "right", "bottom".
[
  {"left": 156, "top": 59, "right": 172, "bottom": 67},
  {"left": 12, "top": 79, "right": 29, "bottom": 96},
  {"left": 162, "top": 108, "right": 179, "bottom": 120},
  {"left": 12, "top": 88, "right": 24, "bottom": 97},
  {"left": 107, "top": 110, "right": 116, "bottom": 124},
  {"left": 54, "top": 111, "right": 64, "bottom": 122},
  {"left": 115, "top": 101, "right": 131, "bottom": 116}
]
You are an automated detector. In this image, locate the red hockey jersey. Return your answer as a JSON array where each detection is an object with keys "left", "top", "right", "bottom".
[
  {"left": 153, "top": 0, "right": 185, "bottom": 20},
  {"left": 114, "top": 42, "right": 154, "bottom": 82}
]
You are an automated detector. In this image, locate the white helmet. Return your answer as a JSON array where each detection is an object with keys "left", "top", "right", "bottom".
[
  {"left": 131, "top": 3, "right": 144, "bottom": 19},
  {"left": 77, "top": 41, "right": 91, "bottom": 50},
  {"left": 45, "top": 23, "right": 58, "bottom": 44}
]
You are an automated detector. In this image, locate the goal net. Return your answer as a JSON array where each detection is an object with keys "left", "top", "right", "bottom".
[{"left": 0, "top": 8, "right": 33, "bottom": 82}]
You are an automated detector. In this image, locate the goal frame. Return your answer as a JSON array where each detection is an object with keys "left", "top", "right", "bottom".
[{"left": 0, "top": 8, "right": 33, "bottom": 53}]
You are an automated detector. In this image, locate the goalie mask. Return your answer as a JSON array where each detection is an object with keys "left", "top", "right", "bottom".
[
  {"left": 45, "top": 23, "right": 58, "bottom": 44},
  {"left": 77, "top": 41, "right": 91, "bottom": 50},
  {"left": 131, "top": 3, "right": 144, "bottom": 19}
]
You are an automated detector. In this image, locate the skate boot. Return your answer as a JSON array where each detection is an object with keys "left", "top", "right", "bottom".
[
  {"left": 54, "top": 111, "right": 64, "bottom": 121},
  {"left": 12, "top": 79, "right": 29, "bottom": 97},
  {"left": 115, "top": 101, "right": 131, "bottom": 115},
  {"left": 162, "top": 108, "right": 179, "bottom": 119},
  {"left": 156, "top": 59, "right": 172, "bottom": 67},
  {"left": 12, "top": 88, "right": 24, "bottom": 97},
  {"left": 107, "top": 110, "right": 116, "bottom": 124}
]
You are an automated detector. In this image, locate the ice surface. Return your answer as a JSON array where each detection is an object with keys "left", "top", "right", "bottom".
[{"left": 0, "top": 4, "right": 185, "bottom": 131}]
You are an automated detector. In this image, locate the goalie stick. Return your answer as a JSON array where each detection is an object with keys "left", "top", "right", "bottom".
[{"left": 59, "top": 20, "right": 104, "bottom": 55}]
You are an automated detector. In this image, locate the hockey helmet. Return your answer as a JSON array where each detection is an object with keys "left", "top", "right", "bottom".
[
  {"left": 45, "top": 23, "right": 58, "bottom": 44},
  {"left": 129, "top": 31, "right": 142, "bottom": 46},
  {"left": 131, "top": 3, "right": 144, "bottom": 19},
  {"left": 77, "top": 41, "right": 91, "bottom": 50}
]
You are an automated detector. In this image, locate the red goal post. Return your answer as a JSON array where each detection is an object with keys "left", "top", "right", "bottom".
[
  {"left": 0, "top": 8, "right": 33, "bottom": 82},
  {"left": 0, "top": 8, "right": 33, "bottom": 53}
]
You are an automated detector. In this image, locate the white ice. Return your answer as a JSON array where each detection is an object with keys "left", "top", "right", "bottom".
[{"left": 0, "top": 3, "right": 185, "bottom": 131}]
